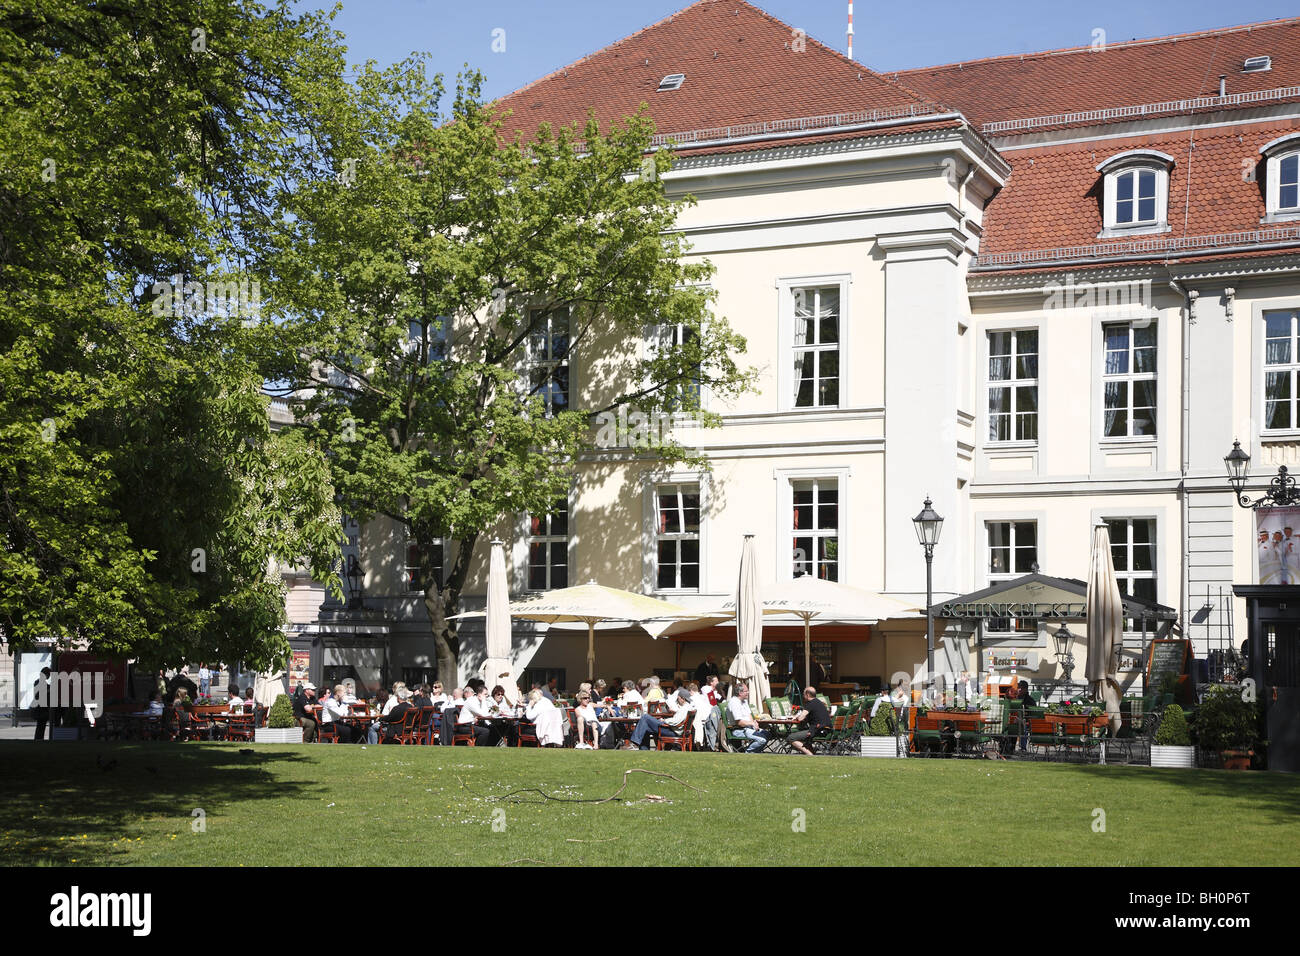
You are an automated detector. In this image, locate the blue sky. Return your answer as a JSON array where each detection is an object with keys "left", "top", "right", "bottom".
[{"left": 296, "top": 0, "right": 1297, "bottom": 100}]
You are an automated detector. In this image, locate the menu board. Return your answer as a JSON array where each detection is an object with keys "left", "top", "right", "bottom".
[
  {"left": 1146, "top": 639, "right": 1191, "bottom": 698},
  {"left": 288, "top": 650, "right": 312, "bottom": 690}
]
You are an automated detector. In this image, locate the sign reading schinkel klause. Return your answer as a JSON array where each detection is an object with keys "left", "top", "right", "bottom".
[{"left": 939, "top": 602, "right": 1087, "bottom": 619}]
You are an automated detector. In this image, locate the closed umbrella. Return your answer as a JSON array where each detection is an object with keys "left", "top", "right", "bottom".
[
  {"left": 478, "top": 540, "right": 518, "bottom": 704},
  {"left": 1085, "top": 523, "right": 1124, "bottom": 736},
  {"left": 728, "top": 535, "right": 771, "bottom": 706}
]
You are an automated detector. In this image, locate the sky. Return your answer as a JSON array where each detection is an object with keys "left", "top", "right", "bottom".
[{"left": 294, "top": 0, "right": 1299, "bottom": 101}]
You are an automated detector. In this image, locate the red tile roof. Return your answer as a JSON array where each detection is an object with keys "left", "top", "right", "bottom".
[
  {"left": 975, "top": 119, "right": 1300, "bottom": 266},
  {"left": 491, "top": 0, "right": 947, "bottom": 148},
  {"left": 897, "top": 18, "right": 1300, "bottom": 131}
]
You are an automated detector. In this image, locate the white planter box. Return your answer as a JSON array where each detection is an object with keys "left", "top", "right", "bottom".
[
  {"left": 860, "top": 736, "right": 903, "bottom": 758},
  {"left": 1150, "top": 744, "right": 1196, "bottom": 768},
  {"left": 254, "top": 727, "right": 304, "bottom": 744}
]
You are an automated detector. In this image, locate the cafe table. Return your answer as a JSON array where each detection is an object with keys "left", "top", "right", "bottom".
[{"left": 757, "top": 716, "right": 801, "bottom": 753}]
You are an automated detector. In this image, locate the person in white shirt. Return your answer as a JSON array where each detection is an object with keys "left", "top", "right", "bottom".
[
  {"left": 726, "top": 683, "right": 768, "bottom": 753},
  {"left": 524, "top": 689, "right": 565, "bottom": 747},
  {"left": 383, "top": 682, "right": 407, "bottom": 716},
  {"left": 627, "top": 688, "right": 692, "bottom": 750},
  {"left": 145, "top": 692, "right": 165, "bottom": 716},
  {"left": 321, "top": 684, "right": 355, "bottom": 742},
  {"left": 686, "top": 682, "right": 714, "bottom": 749},
  {"left": 574, "top": 692, "right": 601, "bottom": 749},
  {"left": 225, "top": 684, "right": 245, "bottom": 713},
  {"left": 617, "top": 680, "right": 646, "bottom": 712},
  {"left": 457, "top": 684, "right": 494, "bottom": 745}
]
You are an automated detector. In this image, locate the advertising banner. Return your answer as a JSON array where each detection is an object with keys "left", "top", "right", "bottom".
[{"left": 1255, "top": 506, "right": 1300, "bottom": 584}]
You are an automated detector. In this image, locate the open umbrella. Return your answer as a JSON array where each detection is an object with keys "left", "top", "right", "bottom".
[
  {"left": 1085, "top": 522, "right": 1124, "bottom": 736},
  {"left": 478, "top": 540, "right": 519, "bottom": 704},
  {"left": 455, "top": 581, "right": 695, "bottom": 681},
  {"left": 723, "top": 576, "right": 920, "bottom": 689},
  {"left": 728, "top": 535, "right": 771, "bottom": 706}
]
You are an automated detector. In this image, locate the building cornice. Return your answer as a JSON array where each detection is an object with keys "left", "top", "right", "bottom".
[{"left": 966, "top": 253, "right": 1300, "bottom": 296}]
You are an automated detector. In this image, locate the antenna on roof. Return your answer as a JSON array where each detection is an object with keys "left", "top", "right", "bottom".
[{"left": 847, "top": 1, "right": 854, "bottom": 61}]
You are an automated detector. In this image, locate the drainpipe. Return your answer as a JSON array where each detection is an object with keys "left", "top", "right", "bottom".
[{"left": 1169, "top": 276, "right": 1195, "bottom": 638}]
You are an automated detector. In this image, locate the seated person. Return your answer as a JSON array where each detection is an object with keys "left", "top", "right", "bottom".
[
  {"left": 787, "top": 687, "right": 833, "bottom": 756},
  {"left": 524, "top": 689, "right": 565, "bottom": 747},
  {"left": 145, "top": 692, "right": 164, "bottom": 716},
  {"left": 456, "top": 684, "right": 494, "bottom": 746},
  {"left": 726, "top": 682, "right": 768, "bottom": 753},
  {"left": 321, "top": 684, "right": 355, "bottom": 742},
  {"left": 487, "top": 685, "right": 517, "bottom": 745},
  {"left": 617, "top": 680, "right": 646, "bottom": 713},
  {"left": 225, "top": 684, "right": 245, "bottom": 713},
  {"left": 292, "top": 683, "right": 318, "bottom": 742},
  {"left": 369, "top": 687, "right": 415, "bottom": 744},
  {"left": 412, "top": 684, "right": 433, "bottom": 708},
  {"left": 574, "top": 692, "right": 600, "bottom": 749},
  {"left": 627, "top": 688, "right": 692, "bottom": 750}
]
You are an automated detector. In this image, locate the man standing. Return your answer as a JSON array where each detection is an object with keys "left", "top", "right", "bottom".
[
  {"left": 198, "top": 662, "right": 211, "bottom": 698},
  {"left": 694, "top": 653, "right": 719, "bottom": 686},
  {"left": 32, "top": 667, "right": 52, "bottom": 741},
  {"left": 726, "top": 682, "right": 768, "bottom": 753},
  {"left": 787, "top": 687, "right": 833, "bottom": 756}
]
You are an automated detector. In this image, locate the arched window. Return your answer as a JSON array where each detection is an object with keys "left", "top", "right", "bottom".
[
  {"left": 1096, "top": 150, "right": 1174, "bottom": 237},
  {"left": 1260, "top": 133, "right": 1300, "bottom": 223}
]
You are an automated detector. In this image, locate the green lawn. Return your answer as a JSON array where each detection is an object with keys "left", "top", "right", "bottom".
[{"left": 2, "top": 741, "right": 1297, "bottom": 866}]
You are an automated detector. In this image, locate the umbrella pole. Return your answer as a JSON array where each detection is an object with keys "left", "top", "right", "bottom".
[
  {"left": 804, "top": 616, "right": 812, "bottom": 689},
  {"left": 586, "top": 621, "right": 595, "bottom": 682}
]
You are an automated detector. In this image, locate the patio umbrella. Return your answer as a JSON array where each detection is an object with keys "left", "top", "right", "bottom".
[
  {"left": 456, "top": 581, "right": 695, "bottom": 681},
  {"left": 478, "top": 540, "right": 519, "bottom": 704},
  {"left": 1085, "top": 522, "right": 1124, "bottom": 736},
  {"left": 727, "top": 535, "right": 771, "bottom": 706},
  {"left": 746, "top": 576, "right": 920, "bottom": 689}
]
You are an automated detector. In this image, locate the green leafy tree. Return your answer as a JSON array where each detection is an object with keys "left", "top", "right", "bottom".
[
  {"left": 265, "top": 61, "right": 755, "bottom": 682},
  {"left": 0, "top": 0, "right": 348, "bottom": 669}
]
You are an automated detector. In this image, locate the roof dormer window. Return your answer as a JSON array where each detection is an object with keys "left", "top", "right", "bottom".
[
  {"left": 1261, "top": 132, "right": 1300, "bottom": 223},
  {"left": 657, "top": 73, "right": 685, "bottom": 92},
  {"left": 1096, "top": 150, "right": 1174, "bottom": 238}
]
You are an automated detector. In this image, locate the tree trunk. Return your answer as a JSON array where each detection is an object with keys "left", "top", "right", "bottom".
[{"left": 422, "top": 530, "right": 479, "bottom": 688}]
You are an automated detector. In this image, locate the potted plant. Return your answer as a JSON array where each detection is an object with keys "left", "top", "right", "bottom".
[
  {"left": 254, "top": 694, "right": 303, "bottom": 743},
  {"left": 1193, "top": 685, "right": 1258, "bottom": 770},
  {"left": 860, "top": 699, "right": 901, "bottom": 758},
  {"left": 1151, "top": 703, "right": 1195, "bottom": 768}
]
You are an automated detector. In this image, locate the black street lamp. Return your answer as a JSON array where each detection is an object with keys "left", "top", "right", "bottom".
[
  {"left": 345, "top": 554, "right": 364, "bottom": 610},
  {"left": 1052, "top": 623, "right": 1075, "bottom": 682},
  {"left": 1225, "top": 439, "right": 1300, "bottom": 510},
  {"left": 913, "top": 496, "right": 944, "bottom": 695}
]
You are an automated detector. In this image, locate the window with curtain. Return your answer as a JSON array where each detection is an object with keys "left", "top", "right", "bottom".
[
  {"left": 527, "top": 500, "right": 568, "bottom": 591},
  {"left": 1102, "top": 322, "right": 1157, "bottom": 438},
  {"left": 1105, "top": 517, "right": 1156, "bottom": 630},
  {"left": 1265, "top": 310, "right": 1300, "bottom": 430},
  {"left": 655, "top": 483, "right": 700, "bottom": 590},
  {"left": 986, "top": 521, "right": 1037, "bottom": 631},
  {"left": 526, "top": 307, "right": 570, "bottom": 416},
  {"left": 988, "top": 329, "right": 1038, "bottom": 443},
  {"left": 792, "top": 478, "right": 838, "bottom": 580},
  {"left": 404, "top": 537, "right": 443, "bottom": 593},
  {"left": 792, "top": 286, "right": 839, "bottom": 408}
]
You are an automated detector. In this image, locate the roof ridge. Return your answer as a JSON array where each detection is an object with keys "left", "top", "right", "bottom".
[{"left": 894, "top": 15, "right": 1300, "bottom": 77}]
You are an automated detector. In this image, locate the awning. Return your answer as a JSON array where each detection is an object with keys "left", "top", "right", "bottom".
[{"left": 932, "top": 572, "right": 1177, "bottom": 622}]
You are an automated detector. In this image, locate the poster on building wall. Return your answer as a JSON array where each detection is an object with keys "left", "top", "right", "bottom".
[
  {"left": 288, "top": 650, "right": 312, "bottom": 690},
  {"left": 1255, "top": 506, "right": 1300, "bottom": 584}
]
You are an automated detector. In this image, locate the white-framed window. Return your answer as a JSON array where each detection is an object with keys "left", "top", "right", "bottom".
[
  {"left": 986, "top": 520, "right": 1037, "bottom": 632},
  {"left": 987, "top": 329, "right": 1038, "bottom": 443},
  {"left": 1104, "top": 517, "right": 1156, "bottom": 609},
  {"left": 408, "top": 317, "right": 448, "bottom": 362},
  {"left": 1102, "top": 322, "right": 1157, "bottom": 439},
  {"left": 654, "top": 483, "right": 700, "bottom": 590},
  {"left": 527, "top": 500, "right": 568, "bottom": 591},
  {"left": 525, "top": 307, "right": 570, "bottom": 417},
  {"left": 1264, "top": 308, "right": 1300, "bottom": 431},
  {"left": 1097, "top": 151, "right": 1172, "bottom": 235},
  {"left": 791, "top": 477, "right": 839, "bottom": 581},
  {"left": 1261, "top": 133, "right": 1300, "bottom": 222},
  {"left": 647, "top": 321, "right": 701, "bottom": 411},
  {"left": 404, "top": 536, "right": 444, "bottom": 593},
  {"left": 792, "top": 286, "right": 840, "bottom": 408}
]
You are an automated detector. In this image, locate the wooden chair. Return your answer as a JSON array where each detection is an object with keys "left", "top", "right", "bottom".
[
  {"left": 413, "top": 706, "right": 437, "bottom": 745},
  {"left": 451, "top": 719, "right": 477, "bottom": 746},
  {"left": 516, "top": 719, "right": 540, "bottom": 747},
  {"left": 423, "top": 708, "right": 442, "bottom": 745},
  {"left": 317, "top": 715, "right": 339, "bottom": 743},
  {"left": 390, "top": 707, "right": 422, "bottom": 744},
  {"left": 656, "top": 711, "right": 695, "bottom": 751},
  {"left": 225, "top": 715, "right": 254, "bottom": 742},
  {"left": 1028, "top": 717, "right": 1064, "bottom": 760}
]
